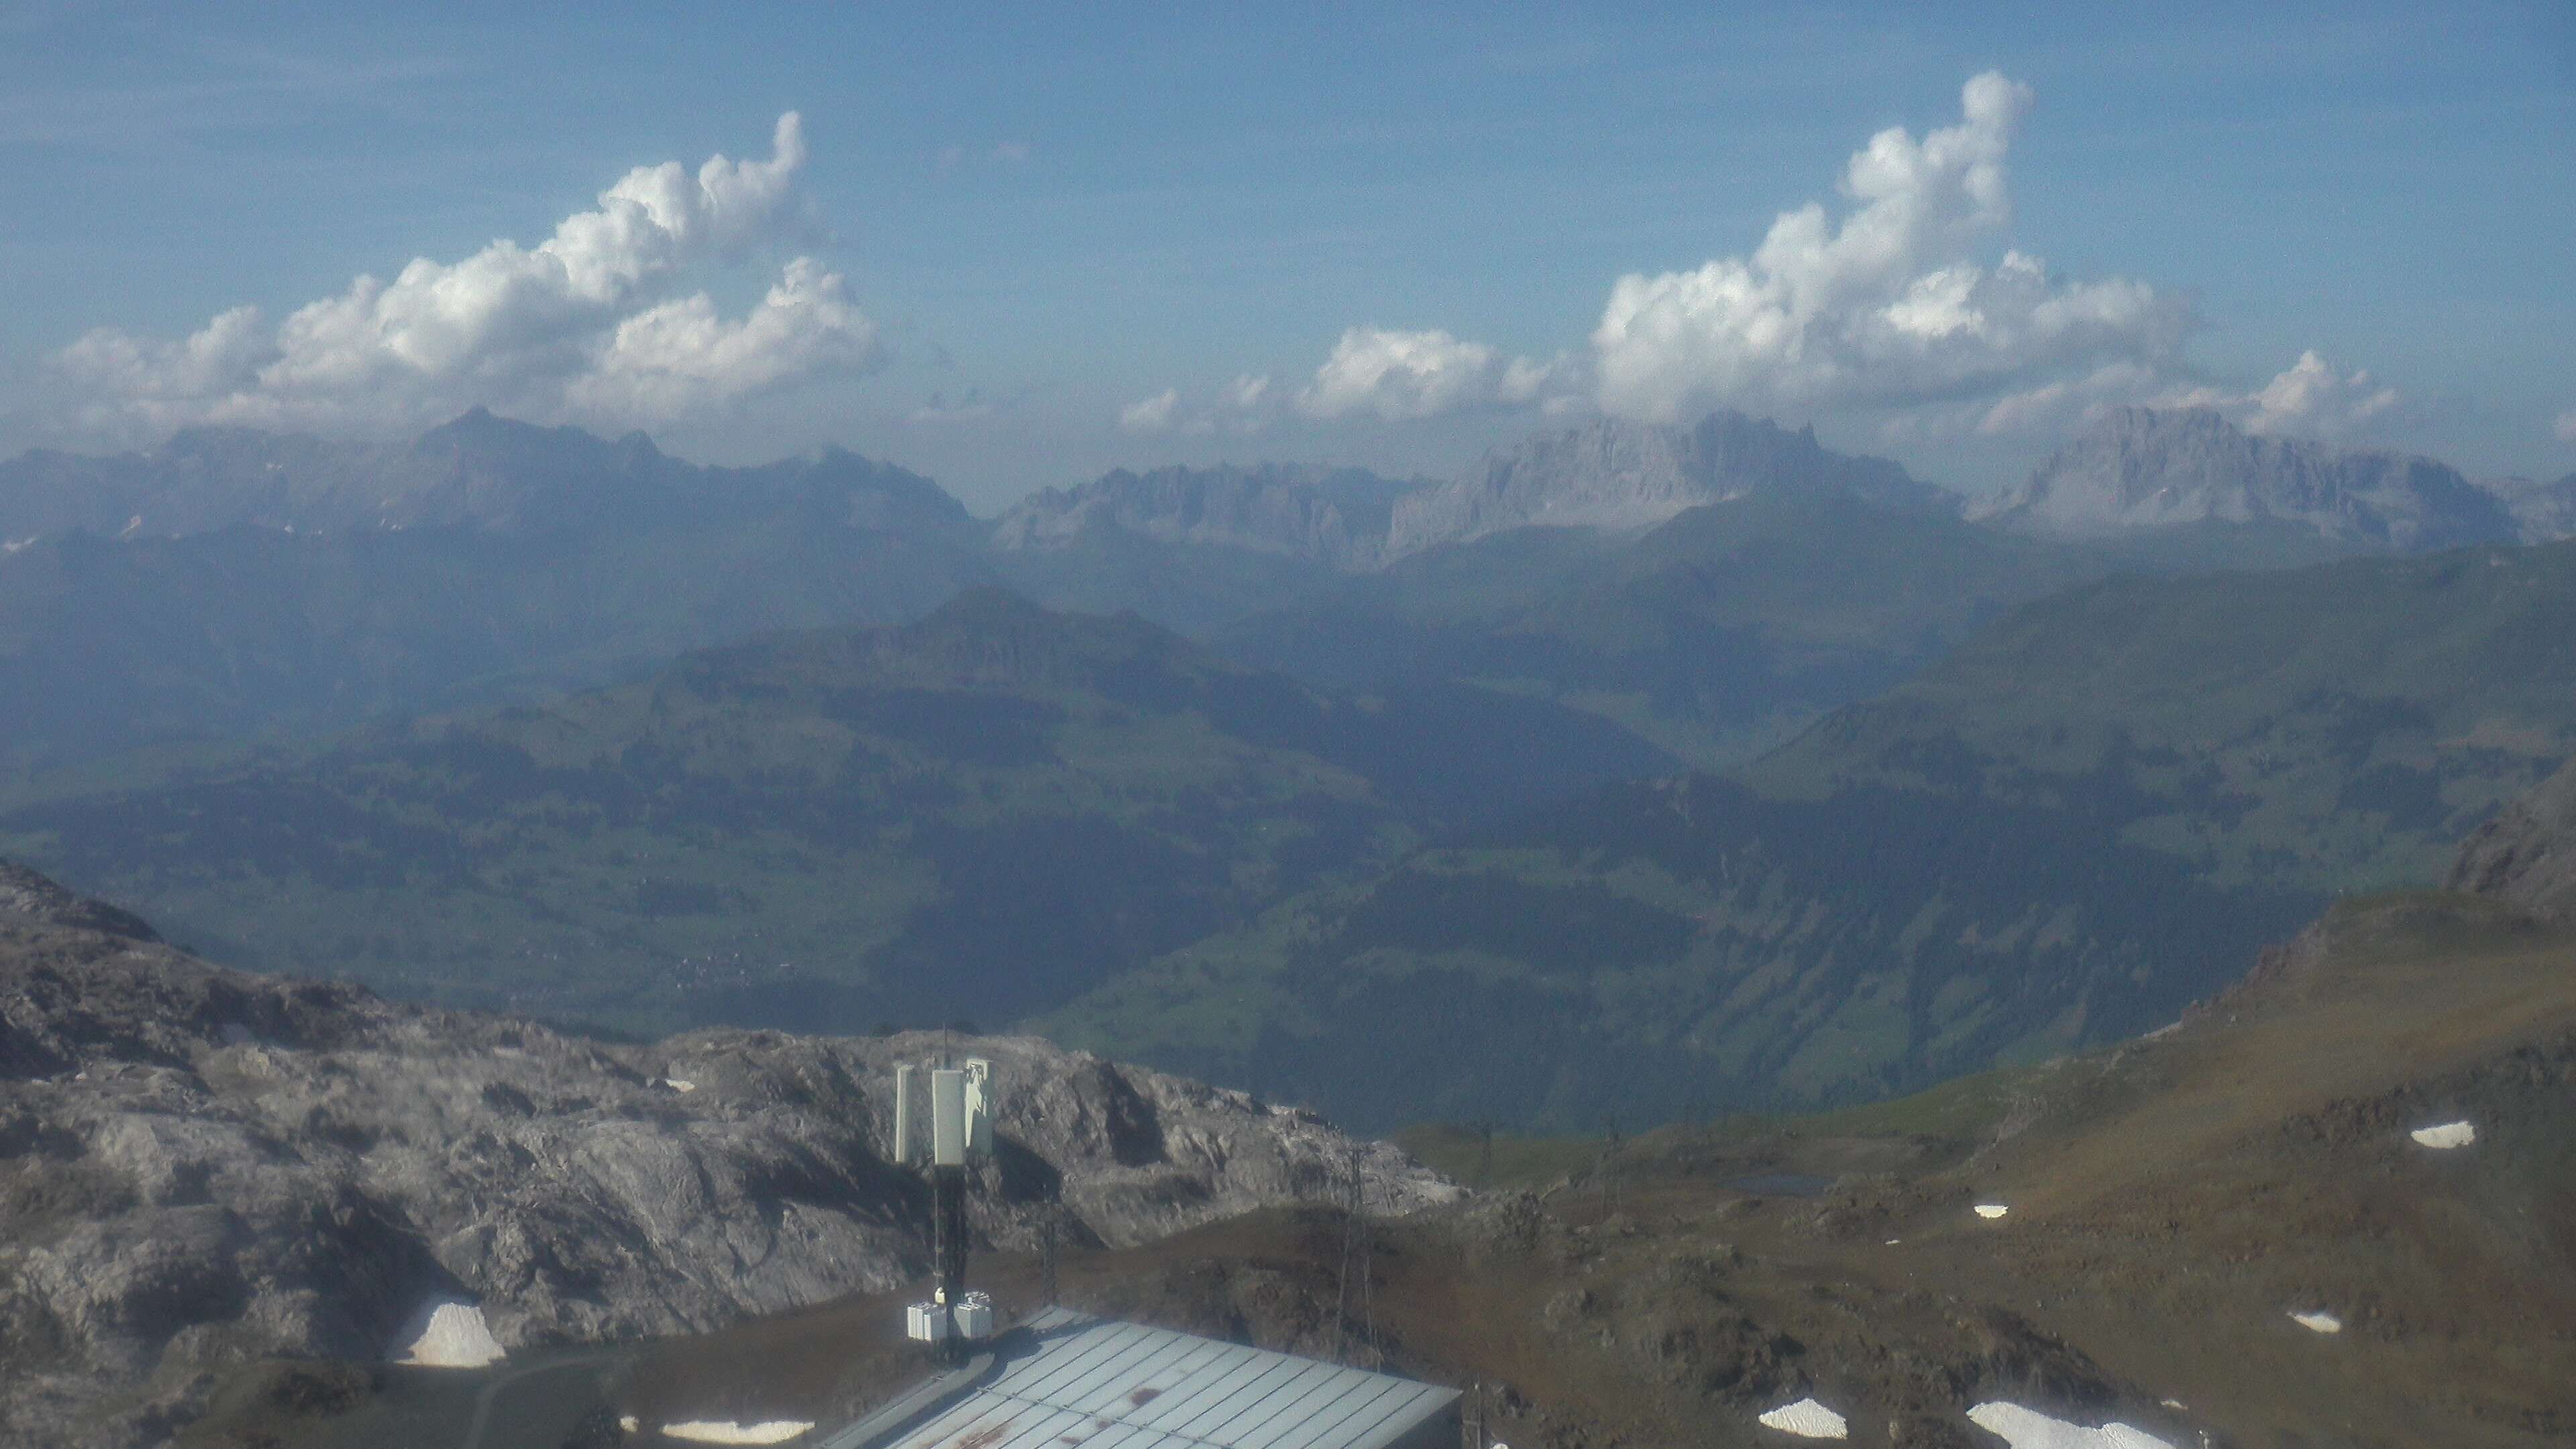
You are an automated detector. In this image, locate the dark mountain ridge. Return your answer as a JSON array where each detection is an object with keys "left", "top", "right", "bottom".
[{"left": 0, "top": 407, "right": 970, "bottom": 543}]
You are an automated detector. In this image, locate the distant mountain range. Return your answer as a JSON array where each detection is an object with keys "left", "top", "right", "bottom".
[
  {"left": 990, "top": 462, "right": 1415, "bottom": 570},
  {"left": 0, "top": 407, "right": 973, "bottom": 541},
  {"left": 1972, "top": 405, "right": 2524, "bottom": 550},
  {"left": 1383, "top": 411, "right": 1947, "bottom": 557},
  {"left": 9, "top": 403, "right": 2574, "bottom": 1134}
]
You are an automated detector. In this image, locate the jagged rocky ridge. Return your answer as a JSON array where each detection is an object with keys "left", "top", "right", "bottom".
[
  {"left": 0, "top": 862, "right": 1454, "bottom": 1447},
  {"left": 1973, "top": 405, "right": 2521, "bottom": 550},
  {"left": 0, "top": 407, "right": 971, "bottom": 543},
  {"left": 989, "top": 463, "right": 1413, "bottom": 570},
  {"left": 2480, "top": 470, "right": 2576, "bottom": 545},
  {"left": 1385, "top": 411, "right": 1943, "bottom": 558}
]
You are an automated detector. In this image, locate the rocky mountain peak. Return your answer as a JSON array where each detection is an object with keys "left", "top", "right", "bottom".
[
  {"left": 2476, "top": 470, "right": 2576, "bottom": 544},
  {"left": 990, "top": 462, "right": 1411, "bottom": 569},
  {"left": 1974, "top": 406, "right": 2519, "bottom": 551},
  {"left": 1384, "top": 411, "right": 1940, "bottom": 559}
]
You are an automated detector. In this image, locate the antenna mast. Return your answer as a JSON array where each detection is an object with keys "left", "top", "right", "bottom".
[{"left": 897, "top": 1056, "right": 996, "bottom": 1360}]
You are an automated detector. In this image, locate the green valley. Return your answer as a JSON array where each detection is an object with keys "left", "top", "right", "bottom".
[
  {"left": 1049, "top": 537, "right": 2576, "bottom": 1130},
  {"left": 0, "top": 589, "right": 1675, "bottom": 1036}
]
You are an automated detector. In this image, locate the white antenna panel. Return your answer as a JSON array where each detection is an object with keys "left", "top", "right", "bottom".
[
  {"left": 931, "top": 1068, "right": 967, "bottom": 1166},
  {"left": 893, "top": 1064, "right": 916, "bottom": 1166},
  {"left": 963, "top": 1057, "right": 993, "bottom": 1155}
]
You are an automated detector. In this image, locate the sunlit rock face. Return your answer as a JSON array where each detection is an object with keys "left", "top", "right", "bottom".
[
  {"left": 991, "top": 463, "right": 1412, "bottom": 570},
  {"left": 1385, "top": 412, "right": 1943, "bottom": 558},
  {"left": 1972, "top": 405, "right": 2517, "bottom": 551},
  {"left": 0, "top": 861, "right": 1453, "bottom": 1448}
]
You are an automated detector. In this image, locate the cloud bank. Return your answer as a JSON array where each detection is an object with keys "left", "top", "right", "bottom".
[
  {"left": 1590, "top": 72, "right": 2188, "bottom": 422},
  {"left": 51, "top": 113, "right": 880, "bottom": 443},
  {"left": 1132, "top": 69, "right": 2407, "bottom": 453},
  {"left": 1120, "top": 329, "right": 1575, "bottom": 435},
  {"left": 1976, "top": 350, "right": 2399, "bottom": 439}
]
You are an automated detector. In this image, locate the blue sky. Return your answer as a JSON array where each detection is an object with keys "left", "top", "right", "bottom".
[{"left": 2, "top": 2, "right": 2569, "bottom": 511}]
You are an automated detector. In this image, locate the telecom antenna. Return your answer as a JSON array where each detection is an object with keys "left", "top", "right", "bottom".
[
  {"left": 1332, "top": 1143, "right": 1379, "bottom": 1370},
  {"left": 894, "top": 1056, "right": 996, "bottom": 1359}
]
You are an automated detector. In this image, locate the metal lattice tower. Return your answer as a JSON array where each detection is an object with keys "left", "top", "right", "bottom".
[
  {"left": 1039, "top": 1210, "right": 1061, "bottom": 1308},
  {"left": 1332, "top": 1143, "right": 1379, "bottom": 1370}
]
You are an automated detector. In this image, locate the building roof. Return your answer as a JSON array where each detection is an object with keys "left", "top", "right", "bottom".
[{"left": 822, "top": 1310, "right": 1458, "bottom": 1449}]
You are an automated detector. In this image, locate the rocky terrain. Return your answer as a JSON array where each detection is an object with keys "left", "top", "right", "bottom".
[
  {"left": 602, "top": 760, "right": 2576, "bottom": 1449},
  {"left": 2481, "top": 471, "right": 2576, "bottom": 545},
  {"left": 2449, "top": 752, "right": 2576, "bottom": 922},
  {"left": 0, "top": 862, "right": 1454, "bottom": 1448},
  {"left": 1385, "top": 411, "right": 1942, "bottom": 558},
  {"left": 1973, "top": 405, "right": 2522, "bottom": 550},
  {"left": 0, "top": 409, "right": 973, "bottom": 545},
  {"left": 989, "top": 464, "right": 1412, "bottom": 570}
]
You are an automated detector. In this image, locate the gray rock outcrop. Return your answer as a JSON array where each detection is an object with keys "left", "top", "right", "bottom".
[
  {"left": 1972, "top": 406, "right": 2518, "bottom": 551},
  {"left": 0, "top": 862, "right": 1454, "bottom": 1447},
  {"left": 990, "top": 464, "right": 1413, "bottom": 570},
  {"left": 2477, "top": 472, "right": 2576, "bottom": 544},
  {"left": 2448, "top": 755, "right": 2576, "bottom": 923},
  {"left": 1385, "top": 412, "right": 1942, "bottom": 559}
]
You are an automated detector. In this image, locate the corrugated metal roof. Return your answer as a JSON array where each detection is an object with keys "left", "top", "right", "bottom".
[{"left": 845, "top": 1311, "right": 1456, "bottom": 1449}]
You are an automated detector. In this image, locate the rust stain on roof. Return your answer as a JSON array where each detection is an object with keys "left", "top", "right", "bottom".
[
  {"left": 951, "top": 1418, "right": 1020, "bottom": 1449},
  {"left": 1127, "top": 1388, "right": 1163, "bottom": 1407}
]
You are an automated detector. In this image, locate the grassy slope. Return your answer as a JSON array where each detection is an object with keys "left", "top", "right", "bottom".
[
  {"left": 1053, "top": 539, "right": 2576, "bottom": 1130},
  {"left": 1221, "top": 490, "right": 2103, "bottom": 771},
  {"left": 1751, "top": 539, "right": 2576, "bottom": 891},
  {"left": 0, "top": 591, "right": 1676, "bottom": 1038}
]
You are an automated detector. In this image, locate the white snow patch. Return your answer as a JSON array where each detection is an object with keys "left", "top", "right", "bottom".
[
  {"left": 664, "top": 1077, "right": 698, "bottom": 1093},
  {"left": 394, "top": 1299, "right": 506, "bottom": 1368},
  {"left": 1975, "top": 1203, "right": 2010, "bottom": 1219},
  {"left": 1966, "top": 1402, "right": 2176, "bottom": 1448},
  {"left": 2410, "top": 1120, "right": 2475, "bottom": 1149},
  {"left": 621, "top": 1417, "right": 640, "bottom": 1434},
  {"left": 2158, "top": 1399, "right": 2186, "bottom": 1410},
  {"left": 1756, "top": 1397, "right": 1849, "bottom": 1438},
  {"left": 2290, "top": 1310, "right": 2342, "bottom": 1334},
  {"left": 659, "top": 1422, "right": 815, "bottom": 1444}
]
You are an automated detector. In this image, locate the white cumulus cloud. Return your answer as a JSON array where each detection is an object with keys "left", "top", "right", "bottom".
[
  {"left": 2554, "top": 409, "right": 2576, "bottom": 444},
  {"left": 1293, "top": 327, "right": 1570, "bottom": 421},
  {"left": 1118, "top": 388, "right": 1181, "bottom": 435},
  {"left": 1590, "top": 72, "right": 2188, "bottom": 423},
  {"left": 567, "top": 258, "right": 878, "bottom": 419},
  {"left": 50, "top": 113, "right": 879, "bottom": 441},
  {"left": 1977, "top": 349, "right": 2397, "bottom": 439},
  {"left": 2235, "top": 350, "right": 2397, "bottom": 435}
]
